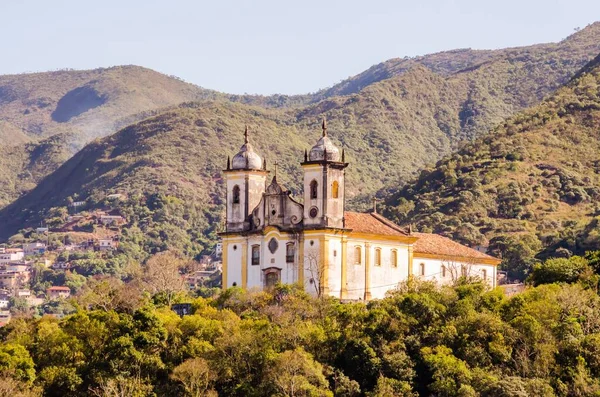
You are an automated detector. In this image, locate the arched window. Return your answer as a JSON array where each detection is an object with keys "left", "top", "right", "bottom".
[
  {"left": 419, "top": 263, "right": 425, "bottom": 276},
  {"left": 374, "top": 248, "right": 381, "bottom": 266},
  {"left": 286, "top": 243, "right": 295, "bottom": 263},
  {"left": 332, "top": 181, "right": 339, "bottom": 199},
  {"left": 355, "top": 246, "right": 362, "bottom": 265},
  {"left": 481, "top": 269, "right": 487, "bottom": 281},
  {"left": 232, "top": 185, "right": 240, "bottom": 204},
  {"left": 391, "top": 250, "right": 398, "bottom": 267},
  {"left": 310, "top": 180, "right": 318, "bottom": 199},
  {"left": 441, "top": 265, "right": 447, "bottom": 278},
  {"left": 251, "top": 245, "right": 260, "bottom": 266}
]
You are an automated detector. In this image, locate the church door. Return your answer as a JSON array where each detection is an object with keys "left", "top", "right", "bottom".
[{"left": 264, "top": 269, "right": 280, "bottom": 289}]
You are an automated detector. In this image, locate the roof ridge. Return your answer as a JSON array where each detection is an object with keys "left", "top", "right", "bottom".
[
  {"left": 370, "top": 212, "right": 409, "bottom": 235},
  {"left": 412, "top": 232, "right": 498, "bottom": 260}
]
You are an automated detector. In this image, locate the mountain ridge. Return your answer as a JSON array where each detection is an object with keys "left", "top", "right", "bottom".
[
  {"left": 382, "top": 53, "right": 600, "bottom": 273},
  {"left": 3, "top": 24, "right": 600, "bottom": 250}
]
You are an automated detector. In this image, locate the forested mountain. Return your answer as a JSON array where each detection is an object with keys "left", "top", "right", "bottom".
[
  {"left": 0, "top": 133, "right": 72, "bottom": 208},
  {"left": 317, "top": 22, "right": 600, "bottom": 98},
  {"left": 383, "top": 53, "right": 600, "bottom": 278},
  {"left": 0, "top": 65, "right": 220, "bottom": 147},
  {"left": 3, "top": 24, "right": 600, "bottom": 252}
]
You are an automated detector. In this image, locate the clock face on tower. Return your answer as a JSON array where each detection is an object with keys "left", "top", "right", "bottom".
[{"left": 309, "top": 207, "right": 318, "bottom": 218}]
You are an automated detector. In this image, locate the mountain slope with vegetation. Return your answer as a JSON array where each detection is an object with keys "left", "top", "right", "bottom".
[
  {"left": 0, "top": 90, "right": 469, "bottom": 251},
  {"left": 3, "top": 25, "right": 600, "bottom": 251},
  {"left": 319, "top": 22, "right": 600, "bottom": 98},
  {"left": 2, "top": 24, "right": 600, "bottom": 212},
  {"left": 0, "top": 65, "right": 221, "bottom": 146},
  {"left": 0, "top": 133, "right": 72, "bottom": 208},
  {"left": 383, "top": 54, "right": 600, "bottom": 278}
]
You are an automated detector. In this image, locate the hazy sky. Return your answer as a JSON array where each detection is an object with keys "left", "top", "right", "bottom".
[{"left": 1, "top": 0, "right": 599, "bottom": 94}]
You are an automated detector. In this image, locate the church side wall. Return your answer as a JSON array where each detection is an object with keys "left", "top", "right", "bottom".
[
  {"left": 368, "top": 242, "right": 410, "bottom": 300},
  {"left": 303, "top": 237, "right": 321, "bottom": 296},
  {"left": 413, "top": 256, "right": 497, "bottom": 287},
  {"left": 343, "top": 238, "right": 410, "bottom": 300},
  {"left": 327, "top": 238, "right": 342, "bottom": 297},
  {"left": 223, "top": 238, "right": 243, "bottom": 288}
]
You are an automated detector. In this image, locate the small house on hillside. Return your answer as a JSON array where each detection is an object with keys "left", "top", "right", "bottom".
[
  {"left": 0, "top": 295, "right": 8, "bottom": 309},
  {"left": 99, "top": 215, "right": 125, "bottom": 225},
  {"left": 98, "top": 239, "right": 117, "bottom": 251},
  {"left": 0, "top": 311, "right": 11, "bottom": 327},
  {"left": 47, "top": 286, "right": 71, "bottom": 300},
  {"left": 23, "top": 242, "right": 46, "bottom": 256},
  {"left": 0, "top": 249, "right": 24, "bottom": 264}
]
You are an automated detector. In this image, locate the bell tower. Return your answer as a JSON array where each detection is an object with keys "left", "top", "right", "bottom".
[
  {"left": 224, "top": 126, "right": 268, "bottom": 232},
  {"left": 301, "top": 118, "right": 348, "bottom": 229}
]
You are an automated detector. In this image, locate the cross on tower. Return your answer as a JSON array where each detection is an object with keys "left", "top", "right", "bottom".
[{"left": 274, "top": 161, "right": 279, "bottom": 179}]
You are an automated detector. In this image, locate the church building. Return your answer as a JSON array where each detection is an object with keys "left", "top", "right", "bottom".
[{"left": 220, "top": 122, "right": 500, "bottom": 300}]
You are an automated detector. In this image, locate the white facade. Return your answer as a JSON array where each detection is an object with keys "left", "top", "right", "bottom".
[
  {"left": 413, "top": 256, "right": 497, "bottom": 288},
  {"left": 220, "top": 122, "right": 500, "bottom": 300},
  {"left": 0, "top": 251, "right": 24, "bottom": 264},
  {"left": 23, "top": 242, "right": 46, "bottom": 256}
]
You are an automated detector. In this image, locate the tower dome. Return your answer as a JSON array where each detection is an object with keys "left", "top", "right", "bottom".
[
  {"left": 308, "top": 118, "right": 340, "bottom": 162},
  {"left": 231, "top": 126, "right": 264, "bottom": 170}
]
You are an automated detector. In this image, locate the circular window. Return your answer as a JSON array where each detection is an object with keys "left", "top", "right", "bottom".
[
  {"left": 309, "top": 207, "right": 318, "bottom": 218},
  {"left": 233, "top": 245, "right": 237, "bottom": 251},
  {"left": 310, "top": 240, "right": 314, "bottom": 246}
]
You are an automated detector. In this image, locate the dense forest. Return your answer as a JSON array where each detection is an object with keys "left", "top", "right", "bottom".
[{"left": 2, "top": 249, "right": 600, "bottom": 396}]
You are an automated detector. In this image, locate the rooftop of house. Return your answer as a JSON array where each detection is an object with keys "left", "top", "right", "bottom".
[
  {"left": 47, "top": 286, "right": 70, "bottom": 291},
  {"left": 344, "top": 211, "right": 408, "bottom": 237},
  {"left": 344, "top": 211, "right": 498, "bottom": 262},
  {"left": 412, "top": 232, "right": 498, "bottom": 261}
]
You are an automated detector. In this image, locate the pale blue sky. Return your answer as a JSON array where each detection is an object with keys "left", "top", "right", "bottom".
[{"left": 1, "top": 0, "right": 598, "bottom": 94}]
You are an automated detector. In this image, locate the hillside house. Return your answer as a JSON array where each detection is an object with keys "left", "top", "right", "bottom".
[
  {"left": 99, "top": 215, "right": 125, "bottom": 225},
  {"left": 98, "top": 239, "right": 117, "bottom": 251},
  {"left": 23, "top": 242, "right": 46, "bottom": 256},
  {"left": 0, "top": 295, "right": 8, "bottom": 309},
  {"left": 186, "top": 269, "right": 221, "bottom": 289},
  {"left": 0, "top": 249, "right": 24, "bottom": 264},
  {"left": 47, "top": 286, "right": 71, "bottom": 300},
  {"left": 0, "top": 267, "right": 30, "bottom": 290},
  {"left": 0, "top": 311, "right": 11, "bottom": 327},
  {"left": 51, "top": 262, "right": 72, "bottom": 270},
  {"left": 107, "top": 193, "right": 125, "bottom": 200}
]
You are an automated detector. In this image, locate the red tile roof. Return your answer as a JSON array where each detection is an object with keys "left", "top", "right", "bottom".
[
  {"left": 412, "top": 232, "right": 498, "bottom": 261},
  {"left": 47, "top": 286, "right": 70, "bottom": 291},
  {"left": 343, "top": 212, "right": 499, "bottom": 262},
  {"left": 344, "top": 212, "right": 409, "bottom": 237}
]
